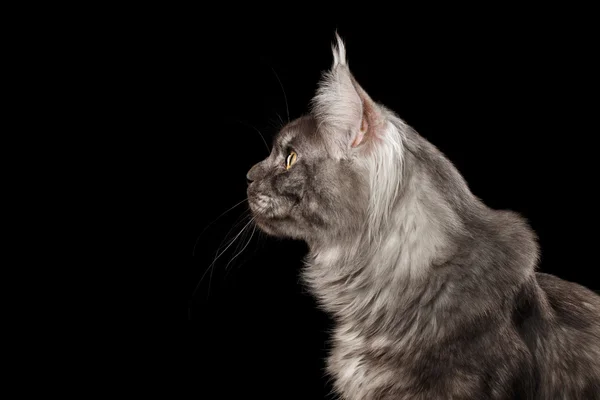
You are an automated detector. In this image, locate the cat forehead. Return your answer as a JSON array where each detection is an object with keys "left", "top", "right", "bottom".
[{"left": 275, "top": 116, "right": 317, "bottom": 148}]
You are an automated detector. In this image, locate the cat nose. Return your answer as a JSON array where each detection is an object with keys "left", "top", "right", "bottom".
[{"left": 247, "top": 163, "right": 261, "bottom": 185}]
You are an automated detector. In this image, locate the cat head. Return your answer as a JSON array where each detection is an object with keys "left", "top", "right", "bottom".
[{"left": 247, "top": 34, "right": 406, "bottom": 244}]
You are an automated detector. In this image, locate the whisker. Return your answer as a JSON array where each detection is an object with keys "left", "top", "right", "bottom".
[
  {"left": 268, "top": 116, "right": 285, "bottom": 131},
  {"left": 212, "top": 211, "right": 252, "bottom": 256},
  {"left": 193, "top": 211, "right": 252, "bottom": 299},
  {"left": 224, "top": 223, "right": 256, "bottom": 271},
  {"left": 192, "top": 198, "right": 248, "bottom": 256},
  {"left": 204, "top": 211, "right": 252, "bottom": 293},
  {"left": 270, "top": 66, "right": 290, "bottom": 123},
  {"left": 227, "top": 215, "right": 254, "bottom": 261},
  {"left": 224, "top": 224, "right": 264, "bottom": 280},
  {"left": 192, "top": 217, "right": 255, "bottom": 299},
  {"left": 206, "top": 217, "right": 255, "bottom": 298},
  {"left": 273, "top": 112, "right": 285, "bottom": 128},
  {"left": 230, "top": 119, "right": 270, "bottom": 154}
]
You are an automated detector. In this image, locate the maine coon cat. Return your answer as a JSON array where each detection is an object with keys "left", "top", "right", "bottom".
[{"left": 245, "top": 35, "right": 600, "bottom": 399}]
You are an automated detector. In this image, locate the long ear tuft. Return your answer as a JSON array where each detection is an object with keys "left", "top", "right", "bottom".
[{"left": 331, "top": 31, "right": 347, "bottom": 68}]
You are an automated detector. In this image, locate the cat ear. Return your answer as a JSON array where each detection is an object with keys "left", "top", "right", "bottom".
[{"left": 311, "top": 33, "right": 384, "bottom": 151}]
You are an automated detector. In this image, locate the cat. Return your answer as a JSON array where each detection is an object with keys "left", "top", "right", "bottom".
[{"left": 245, "top": 34, "right": 600, "bottom": 399}]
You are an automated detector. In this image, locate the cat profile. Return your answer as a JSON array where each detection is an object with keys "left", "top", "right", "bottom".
[{"left": 246, "top": 34, "right": 600, "bottom": 399}]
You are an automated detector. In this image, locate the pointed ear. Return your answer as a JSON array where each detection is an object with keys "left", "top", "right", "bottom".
[{"left": 311, "top": 34, "right": 385, "bottom": 151}]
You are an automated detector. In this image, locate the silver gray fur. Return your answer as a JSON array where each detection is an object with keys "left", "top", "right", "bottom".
[{"left": 246, "top": 35, "right": 600, "bottom": 399}]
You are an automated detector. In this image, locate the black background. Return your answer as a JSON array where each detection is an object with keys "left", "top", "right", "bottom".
[{"left": 98, "top": 8, "right": 598, "bottom": 399}]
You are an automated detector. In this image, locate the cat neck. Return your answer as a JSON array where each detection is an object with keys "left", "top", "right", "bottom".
[
  {"left": 303, "top": 129, "right": 538, "bottom": 337},
  {"left": 304, "top": 158, "right": 457, "bottom": 309}
]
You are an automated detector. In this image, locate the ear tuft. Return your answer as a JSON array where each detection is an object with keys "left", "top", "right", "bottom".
[{"left": 331, "top": 31, "right": 347, "bottom": 67}]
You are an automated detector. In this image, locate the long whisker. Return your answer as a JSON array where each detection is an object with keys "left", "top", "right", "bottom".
[
  {"left": 223, "top": 224, "right": 263, "bottom": 281},
  {"left": 206, "top": 217, "right": 255, "bottom": 299},
  {"left": 206, "top": 211, "right": 252, "bottom": 271},
  {"left": 192, "top": 199, "right": 248, "bottom": 256},
  {"left": 224, "top": 224, "right": 256, "bottom": 271},
  {"left": 204, "top": 211, "right": 251, "bottom": 296},
  {"left": 212, "top": 211, "right": 252, "bottom": 255},
  {"left": 232, "top": 119, "right": 270, "bottom": 154},
  {"left": 270, "top": 66, "right": 290, "bottom": 123},
  {"left": 189, "top": 212, "right": 251, "bottom": 320},
  {"left": 192, "top": 217, "right": 255, "bottom": 299},
  {"left": 226, "top": 215, "right": 254, "bottom": 263},
  {"left": 273, "top": 112, "right": 285, "bottom": 128}
]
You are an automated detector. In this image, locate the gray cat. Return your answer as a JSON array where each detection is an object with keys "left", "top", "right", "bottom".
[{"left": 246, "top": 34, "right": 600, "bottom": 399}]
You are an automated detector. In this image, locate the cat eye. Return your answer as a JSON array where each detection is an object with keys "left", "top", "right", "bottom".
[{"left": 285, "top": 150, "right": 297, "bottom": 170}]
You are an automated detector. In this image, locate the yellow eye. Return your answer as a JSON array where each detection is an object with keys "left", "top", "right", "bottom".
[{"left": 285, "top": 151, "right": 297, "bottom": 170}]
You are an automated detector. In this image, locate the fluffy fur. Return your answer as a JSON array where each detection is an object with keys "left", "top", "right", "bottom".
[{"left": 246, "top": 34, "right": 600, "bottom": 399}]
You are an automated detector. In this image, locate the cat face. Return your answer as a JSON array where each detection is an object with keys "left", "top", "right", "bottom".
[
  {"left": 247, "top": 35, "right": 404, "bottom": 243},
  {"left": 246, "top": 115, "right": 369, "bottom": 241}
]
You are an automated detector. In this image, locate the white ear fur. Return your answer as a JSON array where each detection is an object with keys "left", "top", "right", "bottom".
[
  {"left": 312, "top": 34, "right": 406, "bottom": 238},
  {"left": 331, "top": 32, "right": 347, "bottom": 68},
  {"left": 312, "top": 34, "right": 383, "bottom": 151}
]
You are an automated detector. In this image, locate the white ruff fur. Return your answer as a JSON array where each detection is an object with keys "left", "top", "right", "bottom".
[
  {"left": 304, "top": 163, "right": 459, "bottom": 399},
  {"left": 312, "top": 34, "right": 406, "bottom": 241}
]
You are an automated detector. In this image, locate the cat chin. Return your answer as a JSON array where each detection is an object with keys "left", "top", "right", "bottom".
[
  {"left": 253, "top": 216, "right": 285, "bottom": 237},
  {"left": 254, "top": 219, "right": 278, "bottom": 236},
  {"left": 254, "top": 215, "right": 306, "bottom": 240}
]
